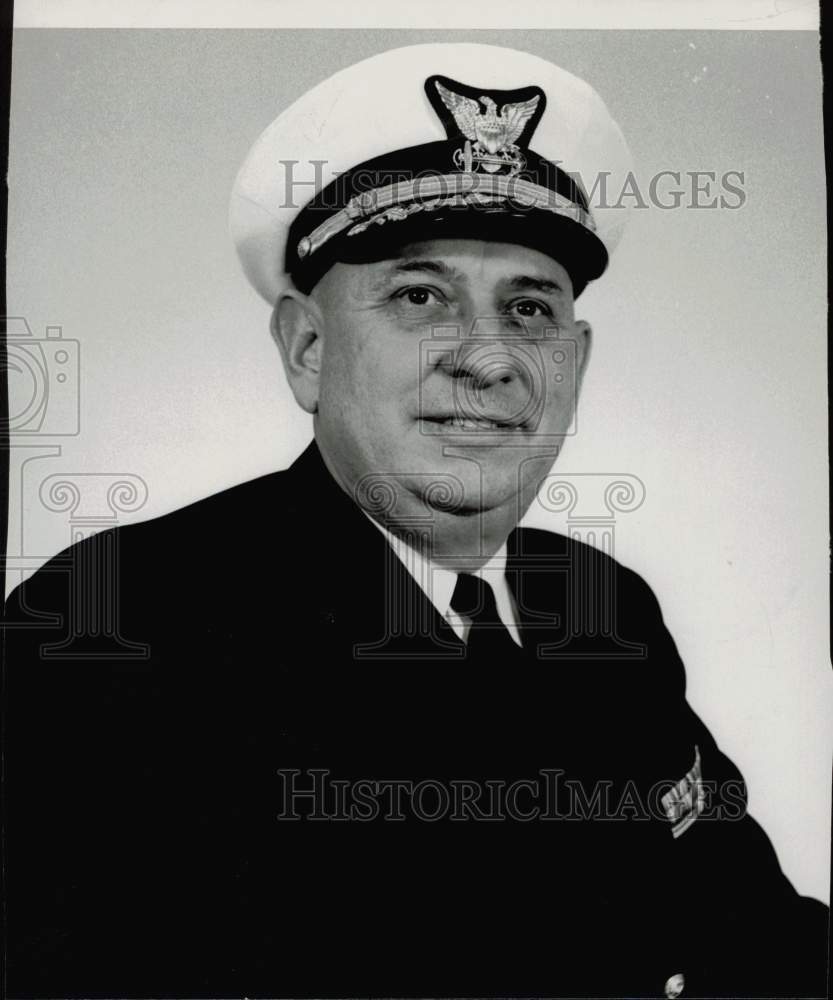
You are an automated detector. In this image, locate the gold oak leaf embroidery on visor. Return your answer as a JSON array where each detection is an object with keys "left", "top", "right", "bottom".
[{"left": 661, "top": 746, "right": 705, "bottom": 839}]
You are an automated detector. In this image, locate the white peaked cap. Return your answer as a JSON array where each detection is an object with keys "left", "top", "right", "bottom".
[{"left": 230, "top": 42, "right": 632, "bottom": 305}]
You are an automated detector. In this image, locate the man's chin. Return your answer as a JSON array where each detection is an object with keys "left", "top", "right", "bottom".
[
  {"left": 409, "top": 463, "right": 525, "bottom": 519},
  {"left": 355, "top": 440, "right": 552, "bottom": 522}
]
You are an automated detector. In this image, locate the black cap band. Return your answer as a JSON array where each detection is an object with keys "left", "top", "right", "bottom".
[{"left": 286, "top": 140, "right": 602, "bottom": 295}]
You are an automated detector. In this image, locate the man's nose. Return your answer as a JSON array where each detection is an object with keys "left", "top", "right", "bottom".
[
  {"left": 450, "top": 345, "right": 519, "bottom": 389},
  {"left": 434, "top": 317, "right": 529, "bottom": 388}
]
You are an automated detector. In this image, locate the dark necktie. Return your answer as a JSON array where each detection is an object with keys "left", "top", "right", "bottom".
[{"left": 449, "top": 572, "right": 524, "bottom": 658}]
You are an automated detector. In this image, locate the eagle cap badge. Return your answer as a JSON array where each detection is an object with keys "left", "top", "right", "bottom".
[{"left": 425, "top": 74, "right": 546, "bottom": 176}]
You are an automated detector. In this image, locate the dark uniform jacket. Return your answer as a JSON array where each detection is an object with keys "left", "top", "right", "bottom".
[{"left": 3, "top": 442, "right": 828, "bottom": 998}]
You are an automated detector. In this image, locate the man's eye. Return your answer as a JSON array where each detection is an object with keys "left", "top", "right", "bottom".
[
  {"left": 508, "top": 299, "right": 552, "bottom": 318},
  {"left": 395, "top": 286, "right": 444, "bottom": 307}
]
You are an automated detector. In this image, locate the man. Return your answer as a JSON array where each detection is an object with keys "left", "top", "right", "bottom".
[{"left": 3, "top": 43, "right": 828, "bottom": 998}]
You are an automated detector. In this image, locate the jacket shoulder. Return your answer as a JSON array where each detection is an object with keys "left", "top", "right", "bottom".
[
  {"left": 4, "top": 466, "right": 296, "bottom": 617},
  {"left": 516, "top": 525, "right": 662, "bottom": 606}
]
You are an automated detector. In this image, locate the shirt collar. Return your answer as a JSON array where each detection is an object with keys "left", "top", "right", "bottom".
[{"left": 363, "top": 511, "right": 511, "bottom": 623}]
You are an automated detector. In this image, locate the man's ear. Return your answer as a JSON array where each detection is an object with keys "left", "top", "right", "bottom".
[
  {"left": 573, "top": 319, "right": 593, "bottom": 393},
  {"left": 271, "top": 289, "right": 324, "bottom": 414}
]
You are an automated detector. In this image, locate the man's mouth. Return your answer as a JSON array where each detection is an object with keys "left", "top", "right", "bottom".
[{"left": 420, "top": 415, "right": 525, "bottom": 431}]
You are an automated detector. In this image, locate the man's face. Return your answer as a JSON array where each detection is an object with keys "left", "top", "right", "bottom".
[{"left": 301, "top": 238, "right": 590, "bottom": 523}]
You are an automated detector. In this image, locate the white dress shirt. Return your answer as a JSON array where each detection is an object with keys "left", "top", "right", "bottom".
[{"left": 366, "top": 514, "right": 523, "bottom": 647}]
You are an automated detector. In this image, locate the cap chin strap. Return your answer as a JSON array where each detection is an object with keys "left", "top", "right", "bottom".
[{"left": 296, "top": 171, "right": 594, "bottom": 262}]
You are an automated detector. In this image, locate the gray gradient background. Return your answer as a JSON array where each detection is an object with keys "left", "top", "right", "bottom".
[{"left": 7, "top": 29, "right": 830, "bottom": 901}]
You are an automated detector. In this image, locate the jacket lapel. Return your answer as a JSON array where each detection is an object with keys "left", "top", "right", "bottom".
[
  {"left": 284, "top": 441, "right": 466, "bottom": 661},
  {"left": 283, "top": 442, "right": 577, "bottom": 663}
]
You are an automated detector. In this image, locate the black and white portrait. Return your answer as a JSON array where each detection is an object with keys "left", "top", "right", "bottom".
[{"left": 3, "top": 3, "right": 829, "bottom": 997}]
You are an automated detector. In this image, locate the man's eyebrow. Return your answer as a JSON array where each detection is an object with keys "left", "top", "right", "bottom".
[
  {"left": 505, "top": 275, "right": 566, "bottom": 295},
  {"left": 389, "top": 259, "right": 466, "bottom": 280},
  {"left": 374, "top": 261, "right": 566, "bottom": 293}
]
